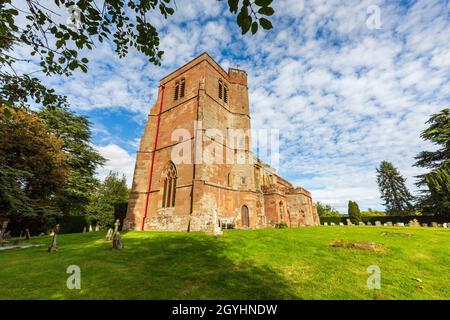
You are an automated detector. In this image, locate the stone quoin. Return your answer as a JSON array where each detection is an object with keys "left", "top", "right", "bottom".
[{"left": 124, "top": 53, "right": 320, "bottom": 231}]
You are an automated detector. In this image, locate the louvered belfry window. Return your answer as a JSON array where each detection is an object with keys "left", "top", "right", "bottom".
[
  {"left": 218, "top": 80, "right": 223, "bottom": 100},
  {"left": 174, "top": 81, "right": 179, "bottom": 101},
  {"left": 180, "top": 78, "right": 185, "bottom": 98}
]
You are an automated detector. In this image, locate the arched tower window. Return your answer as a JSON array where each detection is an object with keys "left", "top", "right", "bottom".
[{"left": 161, "top": 161, "right": 177, "bottom": 208}]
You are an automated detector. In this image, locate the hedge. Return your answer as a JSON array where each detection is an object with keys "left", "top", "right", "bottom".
[{"left": 319, "top": 215, "right": 449, "bottom": 225}]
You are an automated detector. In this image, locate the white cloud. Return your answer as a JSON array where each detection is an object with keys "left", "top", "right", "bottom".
[{"left": 95, "top": 144, "right": 135, "bottom": 187}]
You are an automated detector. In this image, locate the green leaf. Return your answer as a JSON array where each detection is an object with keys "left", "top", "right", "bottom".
[
  {"left": 258, "top": 6, "right": 274, "bottom": 16},
  {"left": 251, "top": 21, "right": 258, "bottom": 35},
  {"left": 255, "top": 0, "right": 273, "bottom": 7},
  {"left": 228, "top": 0, "right": 239, "bottom": 13},
  {"left": 259, "top": 17, "right": 273, "bottom": 30}
]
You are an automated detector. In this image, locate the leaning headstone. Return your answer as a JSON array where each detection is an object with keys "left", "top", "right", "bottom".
[
  {"left": 431, "top": 222, "right": 438, "bottom": 228},
  {"left": 105, "top": 228, "right": 113, "bottom": 241},
  {"left": 339, "top": 222, "right": 344, "bottom": 226},
  {"left": 0, "top": 220, "right": 9, "bottom": 242},
  {"left": 24, "top": 228, "right": 31, "bottom": 240},
  {"left": 48, "top": 224, "right": 60, "bottom": 252},
  {"left": 323, "top": 222, "right": 328, "bottom": 226},
  {"left": 358, "top": 221, "right": 365, "bottom": 226},
  {"left": 112, "top": 232, "right": 123, "bottom": 250},
  {"left": 443, "top": 223, "right": 448, "bottom": 228},
  {"left": 375, "top": 221, "right": 381, "bottom": 226}
]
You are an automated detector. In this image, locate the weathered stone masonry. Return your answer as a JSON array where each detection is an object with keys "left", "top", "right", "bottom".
[{"left": 124, "top": 53, "right": 320, "bottom": 231}]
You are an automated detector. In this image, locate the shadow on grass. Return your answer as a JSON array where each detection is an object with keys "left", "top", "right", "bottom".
[{"left": 69, "top": 231, "right": 300, "bottom": 299}]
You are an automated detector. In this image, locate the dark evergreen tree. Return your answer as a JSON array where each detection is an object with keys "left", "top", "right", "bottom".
[
  {"left": 348, "top": 200, "right": 362, "bottom": 223},
  {"left": 376, "top": 161, "right": 414, "bottom": 215},
  {"left": 38, "top": 106, "right": 105, "bottom": 215},
  {"left": 414, "top": 109, "right": 450, "bottom": 216}
]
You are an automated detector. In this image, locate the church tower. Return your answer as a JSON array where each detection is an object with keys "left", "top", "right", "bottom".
[{"left": 124, "top": 53, "right": 260, "bottom": 231}]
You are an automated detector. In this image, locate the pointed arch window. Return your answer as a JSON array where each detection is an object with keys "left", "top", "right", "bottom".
[{"left": 161, "top": 161, "right": 177, "bottom": 208}]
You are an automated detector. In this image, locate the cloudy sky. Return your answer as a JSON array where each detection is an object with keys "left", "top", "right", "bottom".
[{"left": 12, "top": 0, "right": 450, "bottom": 212}]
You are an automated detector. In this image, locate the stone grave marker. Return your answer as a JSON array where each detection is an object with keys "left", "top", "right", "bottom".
[
  {"left": 358, "top": 221, "right": 365, "bottom": 226},
  {"left": 112, "top": 232, "right": 123, "bottom": 250},
  {"left": 339, "top": 222, "right": 344, "bottom": 226},
  {"left": 409, "top": 219, "right": 420, "bottom": 227},
  {"left": 330, "top": 222, "right": 336, "bottom": 226},
  {"left": 48, "top": 224, "right": 60, "bottom": 252},
  {"left": 346, "top": 219, "right": 354, "bottom": 226},
  {"left": 323, "top": 222, "right": 328, "bottom": 226},
  {"left": 375, "top": 221, "right": 381, "bottom": 226},
  {"left": 95, "top": 225, "right": 99, "bottom": 232},
  {"left": 0, "top": 220, "right": 9, "bottom": 243},
  {"left": 421, "top": 223, "right": 428, "bottom": 227},
  {"left": 25, "top": 228, "right": 30, "bottom": 240},
  {"left": 105, "top": 228, "right": 113, "bottom": 241},
  {"left": 82, "top": 226, "right": 87, "bottom": 233},
  {"left": 431, "top": 222, "right": 438, "bottom": 228},
  {"left": 366, "top": 221, "right": 372, "bottom": 226},
  {"left": 386, "top": 221, "right": 393, "bottom": 226},
  {"left": 396, "top": 222, "right": 405, "bottom": 227},
  {"left": 443, "top": 223, "right": 448, "bottom": 228},
  {"left": 89, "top": 225, "right": 93, "bottom": 232}
]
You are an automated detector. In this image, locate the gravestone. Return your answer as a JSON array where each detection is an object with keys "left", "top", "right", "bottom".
[
  {"left": 330, "top": 222, "right": 336, "bottom": 226},
  {"left": 396, "top": 222, "right": 405, "bottom": 227},
  {"left": 431, "top": 222, "right": 438, "bottom": 228},
  {"left": 443, "top": 223, "right": 448, "bottom": 228},
  {"left": 105, "top": 228, "right": 113, "bottom": 241},
  {"left": 421, "top": 223, "right": 428, "bottom": 227},
  {"left": 375, "top": 221, "right": 381, "bottom": 226},
  {"left": 211, "top": 208, "right": 223, "bottom": 236},
  {"left": 95, "top": 225, "right": 99, "bottom": 232},
  {"left": 358, "top": 221, "right": 365, "bottom": 226},
  {"left": 323, "top": 222, "right": 328, "bottom": 226},
  {"left": 89, "top": 225, "right": 93, "bottom": 232},
  {"left": 339, "top": 222, "right": 344, "bottom": 226},
  {"left": 82, "top": 227, "right": 87, "bottom": 233},
  {"left": 25, "top": 228, "right": 30, "bottom": 240},
  {"left": 366, "top": 221, "right": 372, "bottom": 226},
  {"left": 346, "top": 219, "right": 353, "bottom": 226},
  {"left": 114, "top": 219, "right": 120, "bottom": 234},
  {"left": 409, "top": 219, "right": 420, "bottom": 227},
  {"left": 47, "top": 224, "right": 60, "bottom": 252},
  {"left": 0, "top": 220, "right": 9, "bottom": 242},
  {"left": 386, "top": 221, "right": 393, "bottom": 226},
  {"left": 112, "top": 232, "right": 123, "bottom": 250}
]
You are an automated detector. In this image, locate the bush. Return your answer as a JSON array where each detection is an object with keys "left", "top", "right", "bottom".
[
  {"left": 57, "top": 215, "right": 90, "bottom": 234},
  {"left": 320, "top": 215, "right": 449, "bottom": 225},
  {"left": 275, "top": 222, "right": 288, "bottom": 229}
]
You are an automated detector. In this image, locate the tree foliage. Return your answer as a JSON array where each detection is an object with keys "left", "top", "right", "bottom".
[
  {"left": 1, "top": 0, "right": 274, "bottom": 109},
  {"left": 414, "top": 109, "right": 450, "bottom": 215},
  {"left": 38, "top": 106, "right": 105, "bottom": 215},
  {"left": 376, "top": 161, "right": 415, "bottom": 216},
  {"left": 347, "top": 200, "right": 362, "bottom": 223},
  {"left": 0, "top": 105, "right": 66, "bottom": 219},
  {"left": 316, "top": 202, "right": 341, "bottom": 217},
  {"left": 86, "top": 171, "right": 128, "bottom": 228}
]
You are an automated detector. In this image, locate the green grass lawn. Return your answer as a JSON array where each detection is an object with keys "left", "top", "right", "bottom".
[{"left": 0, "top": 226, "right": 449, "bottom": 300}]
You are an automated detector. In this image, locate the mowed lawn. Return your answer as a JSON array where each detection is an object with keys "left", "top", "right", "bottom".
[{"left": 0, "top": 226, "right": 449, "bottom": 300}]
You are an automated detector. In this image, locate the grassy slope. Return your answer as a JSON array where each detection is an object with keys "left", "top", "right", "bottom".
[{"left": 0, "top": 226, "right": 449, "bottom": 300}]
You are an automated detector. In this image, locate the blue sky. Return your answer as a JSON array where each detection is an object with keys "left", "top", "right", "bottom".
[{"left": 12, "top": 0, "right": 450, "bottom": 212}]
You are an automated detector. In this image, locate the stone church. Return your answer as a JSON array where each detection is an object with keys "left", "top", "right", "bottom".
[{"left": 124, "top": 53, "right": 319, "bottom": 232}]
